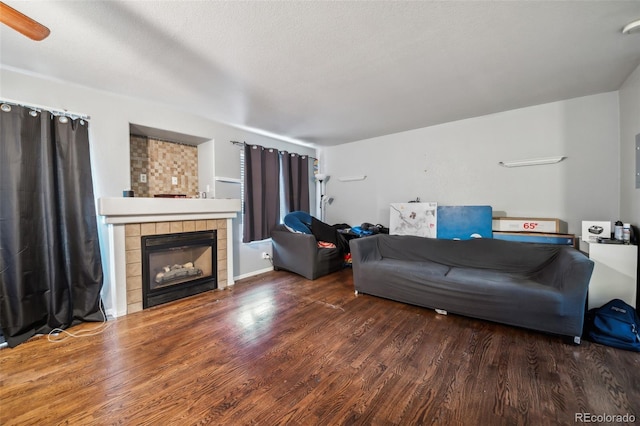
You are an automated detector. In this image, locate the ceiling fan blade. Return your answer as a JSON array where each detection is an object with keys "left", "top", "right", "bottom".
[{"left": 0, "top": 1, "right": 50, "bottom": 41}]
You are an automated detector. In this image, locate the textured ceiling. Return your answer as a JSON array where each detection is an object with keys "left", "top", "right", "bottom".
[{"left": 1, "top": 1, "right": 639, "bottom": 146}]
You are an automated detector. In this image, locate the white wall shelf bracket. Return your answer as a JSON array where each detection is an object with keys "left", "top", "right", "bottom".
[
  {"left": 499, "top": 156, "right": 566, "bottom": 168},
  {"left": 338, "top": 175, "right": 367, "bottom": 182}
]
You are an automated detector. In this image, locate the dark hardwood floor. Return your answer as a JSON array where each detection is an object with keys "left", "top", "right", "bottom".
[{"left": 1, "top": 269, "right": 638, "bottom": 425}]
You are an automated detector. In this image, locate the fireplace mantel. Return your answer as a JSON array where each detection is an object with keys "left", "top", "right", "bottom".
[
  {"left": 98, "top": 197, "right": 241, "bottom": 318},
  {"left": 98, "top": 197, "right": 241, "bottom": 224}
]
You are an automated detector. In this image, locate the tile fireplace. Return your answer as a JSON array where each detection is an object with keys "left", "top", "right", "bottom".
[{"left": 98, "top": 197, "right": 241, "bottom": 317}]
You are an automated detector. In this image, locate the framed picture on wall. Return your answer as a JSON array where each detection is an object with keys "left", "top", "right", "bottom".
[{"left": 390, "top": 202, "right": 437, "bottom": 238}]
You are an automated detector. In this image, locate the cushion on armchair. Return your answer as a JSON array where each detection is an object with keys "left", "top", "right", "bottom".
[{"left": 283, "top": 211, "right": 312, "bottom": 234}]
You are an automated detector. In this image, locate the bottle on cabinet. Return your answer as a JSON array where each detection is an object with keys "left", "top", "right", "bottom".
[
  {"left": 622, "top": 223, "right": 631, "bottom": 244},
  {"left": 614, "top": 221, "right": 624, "bottom": 240}
]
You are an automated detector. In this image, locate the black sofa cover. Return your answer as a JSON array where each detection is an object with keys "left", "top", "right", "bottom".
[{"left": 350, "top": 235, "right": 594, "bottom": 340}]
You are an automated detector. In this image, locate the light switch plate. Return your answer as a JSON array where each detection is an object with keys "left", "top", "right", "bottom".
[
  {"left": 172, "top": 176, "right": 178, "bottom": 185},
  {"left": 636, "top": 133, "right": 640, "bottom": 189}
]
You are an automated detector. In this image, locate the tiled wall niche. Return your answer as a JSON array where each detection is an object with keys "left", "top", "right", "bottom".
[
  {"left": 130, "top": 135, "right": 150, "bottom": 197},
  {"left": 130, "top": 135, "right": 199, "bottom": 197}
]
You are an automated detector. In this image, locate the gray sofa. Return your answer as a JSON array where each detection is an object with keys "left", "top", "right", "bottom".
[{"left": 350, "top": 234, "right": 594, "bottom": 342}]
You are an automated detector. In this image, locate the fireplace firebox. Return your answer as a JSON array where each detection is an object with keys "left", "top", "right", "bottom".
[{"left": 141, "top": 230, "right": 217, "bottom": 308}]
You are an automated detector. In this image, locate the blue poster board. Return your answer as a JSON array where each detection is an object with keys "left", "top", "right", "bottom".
[{"left": 437, "top": 205, "right": 493, "bottom": 240}]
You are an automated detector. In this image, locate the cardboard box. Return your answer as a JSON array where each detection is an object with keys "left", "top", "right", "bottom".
[
  {"left": 492, "top": 217, "right": 567, "bottom": 234},
  {"left": 493, "top": 231, "right": 576, "bottom": 246},
  {"left": 581, "top": 221, "right": 611, "bottom": 242}
]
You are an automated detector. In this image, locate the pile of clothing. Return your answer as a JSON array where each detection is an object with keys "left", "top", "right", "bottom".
[{"left": 283, "top": 212, "right": 389, "bottom": 257}]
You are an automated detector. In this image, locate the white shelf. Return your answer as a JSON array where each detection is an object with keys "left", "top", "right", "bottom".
[
  {"left": 214, "top": 176, "right": 242, "bottom": 184},
  {"left": 98, "top": 197, "right": 241, "bottom": 224},
  {"left": 338, "top": 175, "right": 366, "bottom": 182}
]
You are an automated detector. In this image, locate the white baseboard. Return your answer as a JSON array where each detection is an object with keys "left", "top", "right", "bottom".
[
  {"left": 234, "top": 266, "right": 274, "bottom": 282},
  {"left": 105, "top": 308, "right": 125, "bottom": 319}
]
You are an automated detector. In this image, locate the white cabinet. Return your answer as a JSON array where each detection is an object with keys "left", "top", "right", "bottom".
[{"left": 584, "top": 243, "right": 638, "bottom": 310}]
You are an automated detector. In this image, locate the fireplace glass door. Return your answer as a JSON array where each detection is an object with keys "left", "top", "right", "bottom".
[{"left": 142, "top": 230, "right": 217, "bottom": 308}]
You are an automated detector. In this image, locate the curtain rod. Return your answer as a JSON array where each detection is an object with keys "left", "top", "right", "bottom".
[
  {"left": 0, "top": 98, "right": 90, "bottom": 120},
  {"left": 231, "top": 140, "right": 317, "bottom": 161}
]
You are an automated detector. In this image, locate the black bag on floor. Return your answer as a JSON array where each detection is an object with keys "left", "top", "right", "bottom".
[{"left": 585, "top": 299, "right": 640, "bottom": 352}]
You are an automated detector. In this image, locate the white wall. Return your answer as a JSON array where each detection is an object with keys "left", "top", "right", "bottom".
[
  {"left": 0, "top": 68, "right": 316, "bottom": 309},
  {"left": 619, "top": 63, "right": 640, "bottom": 226},
  {"left": 321, "top": 92, "right": 620, "bottom": 236},
  {"left": 2, "top": 65, "right": 629, "bottom": 299}
]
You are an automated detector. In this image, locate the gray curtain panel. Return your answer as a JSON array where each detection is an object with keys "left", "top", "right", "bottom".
[
  {"left": 281, "top": 151, "right": 310, "bottom": 214},
  {"left": 243, "top": 144, "right": 280, "bottom": 242},
  {"left": 0, "top": 105, "right": 104, "bottom": 347}
]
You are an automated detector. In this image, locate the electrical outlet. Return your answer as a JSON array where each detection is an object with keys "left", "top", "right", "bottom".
[
  {"left": 171, "top": 176, "right": 178, "bottom": 185},
  {"left": 262, "top": 252, "right": 270, "bottom": 259},
  {"left": 139, "top": 173, "right": 147, "bottom": 183}
]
